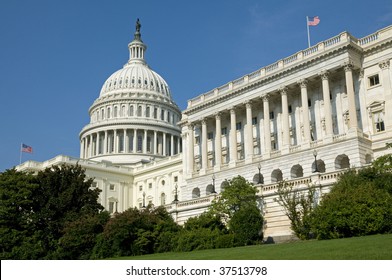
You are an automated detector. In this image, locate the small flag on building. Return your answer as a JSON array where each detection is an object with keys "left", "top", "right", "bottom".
[
  {"left": 306, "top": 16, "right": 320, "bottom": 48},
  {"left": 21, "top": 143, "right": 33, "bottom": 153},
  {"left": 307, "top": 16, "right": 320, "bottom": 26}
]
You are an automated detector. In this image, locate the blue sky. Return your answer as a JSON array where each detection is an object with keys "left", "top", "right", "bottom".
[{"left": 1, "top": 0, "right": 391, "bottom": 171}]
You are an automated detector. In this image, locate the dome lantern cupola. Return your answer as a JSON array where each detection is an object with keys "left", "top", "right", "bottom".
[{"left": 127, "top": 18, "right": 147, "bottom": 64}]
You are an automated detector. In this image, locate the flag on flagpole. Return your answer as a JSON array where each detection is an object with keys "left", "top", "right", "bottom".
[
  {"left": 21, "top": 143, "right": 33, "bottom": 153},
  {"left": 307, "top": 16, "right": 320, "bottom": 26}
]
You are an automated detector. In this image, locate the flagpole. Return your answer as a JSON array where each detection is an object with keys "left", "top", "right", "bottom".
[
  {"left": 19, "top": 143, "right": 22, "bottom": 165},
  {"left": 306, "top": 16, "right": 311, "bottom": 48}
]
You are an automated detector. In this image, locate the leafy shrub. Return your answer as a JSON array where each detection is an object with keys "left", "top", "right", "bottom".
[
  {"left": 229, "top": 204, "right": 263, "bottom": 246},
  {"left": 312, "top": 170, "right": 392, "bottom": 239}
]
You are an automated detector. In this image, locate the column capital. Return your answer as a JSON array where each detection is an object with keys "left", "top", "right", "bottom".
[
  {"left": 379, "top": 60, "right": 390, "bottom": 70},
  {"left": 319, "top": 70, "right": 330, "bottom": 80},
  {"left": 201, "top": 118, "right": 207, "bottom": 125},
  {"left": 229, "top": 107, "right": 236, "bottom": 114},
  {"left": 343, "top": 61, "right": 355, "bottom": 72},
  {"left": 297, "top": 79, "right": 308, "bottom": 88},
  {"left": 245, "top": 100, "right": 252, "bottom": 109},
  {"left": 214, "top": 112, "right": 221, "bottom": 120},
  {"left": 187, "top": 122, "right": 194, "bottom": 130},
  {"left": 261, "top": 94, "right": 270, "bottom": 102},
  {"left": 279, "top": 86, "right": 288, "bottom": 95}
]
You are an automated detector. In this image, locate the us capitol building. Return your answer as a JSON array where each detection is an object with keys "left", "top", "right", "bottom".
[{"left": 18, "top": 20, "right": 392, "bottom": 241}]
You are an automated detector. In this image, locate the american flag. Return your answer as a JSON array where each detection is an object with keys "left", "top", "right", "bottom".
[
  {"left": 21, "top": 144, "right": 33, "bottom": 153},
  {"left": 307, "top": 16, "right": 320, "bottom": 26}
]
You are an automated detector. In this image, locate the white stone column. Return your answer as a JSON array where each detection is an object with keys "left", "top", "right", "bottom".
[
  {"left": 188, "top": 124, "right": 194, "bottom": 175},
  {"left": 215, "top": 113, "right": 222, "bottom": 170},
  {"left": 163, "top": 132, "right": 167, "bottom": 156},
  {"left": 96, "top": 132, "right": 100, "bottom": 155},
  {"left": 171, "top": 134, "right": 174, "bottom": 156},
  {"left": 89, "top": 134, "right": 93, "bottom": 158},
  {"left": 320, "top": 71, "right": 334, "bottom": 138},
  {"left": 280, "top": 87, "right": 290, "bottom": 148},
  {"left": 263, "top": 96, "right": 272, "bottom": 155},
  {"left": 245, "top": 101, "right": 254, "bottom": 161},
  {"left": 379, "top": 60, "right": 392, "bottom": 130},
  {"left": 154, "top": 130, "right": 158, "bottom": 155},
  {"left": 143, "top": 130, "right": 147, "bottom": 154},
  {"left": 344, "top": 62, "right": 358, "bottom": 130},
  {"left": 229, "top": 108, "right": 237, "bottom": 164},
  {"left": 299, "top": 79, "right": 311, "bottom": 144},
  {"left": 133, "top": 129, "right": 137, "bottom": 152},
  {"left": 104, "top": 131, "right": 108, "bottom": 154},
  {"left": 80, "top": 138, "right": 84, "bottom": 159},
  {"left": 201, "top": 119, "right": 208, "bottom": 170},
  {"left": 124, "top": 129, "right": 128, "bottom": 153},
  {"left": 113, "top": 129, "right": 118, "bottom": 153}
]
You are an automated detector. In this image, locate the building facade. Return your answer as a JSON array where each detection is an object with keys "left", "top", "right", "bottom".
[{"left": 18, "top": 22, "right": 392, "bottom": 241}]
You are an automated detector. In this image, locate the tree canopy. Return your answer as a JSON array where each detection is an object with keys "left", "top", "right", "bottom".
[{"left": 0, "top": 165, "right": 104, "bottom": 259}]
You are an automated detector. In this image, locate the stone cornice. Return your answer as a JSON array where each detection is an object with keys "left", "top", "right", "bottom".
[{"left": 184, "top": 43, "right": 357, "bottom": 116}]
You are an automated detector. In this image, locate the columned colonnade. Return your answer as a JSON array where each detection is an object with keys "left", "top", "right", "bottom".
[
  {"left": 185, "top": 63, "right": 358, "bottom": 175},
  {"left": 80, "top": 128, "right": 181, "bottom": 159}
]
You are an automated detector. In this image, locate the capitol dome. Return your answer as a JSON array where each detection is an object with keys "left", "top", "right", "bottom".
[{"left": 79, "top": 19, "right": 182, "bottom": 166}]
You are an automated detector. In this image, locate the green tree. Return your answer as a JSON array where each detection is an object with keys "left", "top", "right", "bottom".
[
  {"left": 56, "top": 211, "right": 110, "bottom": 259},
  {"left": 92, "top": 206, "right": 179, "bottom": 258},
  {"left": 311, "top": 169, "right": 392, "bottom": 239},
  {"left": 210, "top": 175, "right": 260, "bottom": 222},
  {"left": 0, "top": 169, "right": 39, "bottom": 259},
  {"left": 274, "top": 181, "right": 318, "bottom": 240},
  {"left": 0, "top": 164, "right": 104, "bottom": 259},
  {"left": 229, "top": 204, "right": 263, "bottom": 246}
]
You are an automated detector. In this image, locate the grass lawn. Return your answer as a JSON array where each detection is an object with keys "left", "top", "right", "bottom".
[{"left": 115, "top": 234, "right": 392, "bottom": 260}]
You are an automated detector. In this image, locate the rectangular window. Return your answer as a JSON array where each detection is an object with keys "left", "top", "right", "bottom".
[
  {"left": 109, "top": 184, "right": 115, "bottom": 191},
  {"left": 195, "top": 136, "right": 200, "bottom": 144},
  {"left": 288, "top": 105, "right": 292, "bottom": 114},
  {"left": 207, "top": 132, "right": 214, "bottom": 140},
  {"left": 368, "top": 74, "right": 380, "bottom": 87},
  {"left": 148, "top": 183, "right": 152, "bottom": 188},
  {"left": 373, "top": 111, "right": 385, "bottom": 132},
  {"left": 109, "top": 201, "right": 114, "bottom": 213},
  {"left": 252, "top": 117, "right": 257, "bottom": 125},
  {"left": 174, "top": 176, "right": 178, "bottom": 182},
  {"left": 308, "top": 99, "right": 312, "bottom": 107},
  {"left": 236, "top": 122, "right": 242, "bottom": 130},
  {"left": 269, "top": 111, "right": 274, "bottom": 119},
  {"left": 221, "top": 127, "right": 227, "bottom": 135}
]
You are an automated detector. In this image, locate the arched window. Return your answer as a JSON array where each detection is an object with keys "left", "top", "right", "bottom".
[
  {"left": 206, "top": 184, "right": 214, "bottom": 195},
  {"left": 253, "top": 173, "right": 264, "bottom": 184},
  {"left": 113, "top": 106, "right": 118, "bottom": 118},
  {"left": 291, "top": 164, "right": 303, "bottom": 179},
  {"left": 137, "top": 106, "right": 142, "bottom": 117},
  {"left": 335, "top": 154, "right": 350, "bottom": 170},
  {"left": 160, "top": 193, "right": 166, "bottom": 206},
  {"left": 146, "top": 106, "right": 150, "bottom": 118},
  {"left": 192, "top": 188, "right": 200, "bottom": 199},
  {"left": 271, "top": 169, "right": 283, "bottom": 183},
  {"left": 312, "top": 159, "right": 326, "bottom": 173},
  {"left": 220, "top": 180, "right": 229, "bottom": 191},
  {"left": 107, "top": 107, "right": 111, "bottom": 119},
  {"left": 129, "top": 105, "right": 134, "bottom": 116}
]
